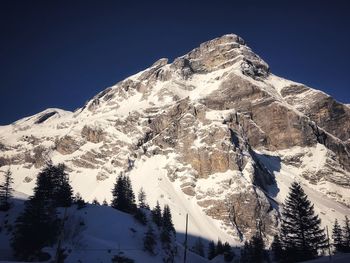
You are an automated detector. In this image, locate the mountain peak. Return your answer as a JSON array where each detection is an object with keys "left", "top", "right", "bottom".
[
  {"left": 168, "top": 33, "right": 269, "bottom": 79},
  {"left": 200, "top": 33, "right": 246, "bottom": 47}
]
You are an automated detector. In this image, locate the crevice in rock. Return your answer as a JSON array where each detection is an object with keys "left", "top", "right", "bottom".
[
  {"left": 310, "top": 122, "right": 327, "bottom": 145},
  {"left": 225, "top": 195, "right": 244, "bottom": 241}
]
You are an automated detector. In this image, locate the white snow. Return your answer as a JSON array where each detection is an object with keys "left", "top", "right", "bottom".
[
  {"left": 255, "top": 144, "right": 350, "bottom": 231},
  {"left": 127, "top": 155, "right": 237, "bottom": 245}
]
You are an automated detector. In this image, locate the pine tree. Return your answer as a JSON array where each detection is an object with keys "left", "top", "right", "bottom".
[
  {"left": 11, "top": 198, "right": 60, "bottom": 260},
  {"left": 32, "top": 163, "right": 73, "bottom": 207},
  {"left": 92, "top": 198, "right": 100, "bottom": 205},
  {"left": 134, "top": 208, "right": 147, "bottom": 225},
  {"left": 102, "top": 198, "right": 108, "bottom": 206},
  {"left": 54, "top": 164, "right": 73, "bottom": 207},
  {"left": 160, "top": 227, "right": 171, "bottom": 245},
  {"left": 280, "top": 182, "right": 327, "bottom": 261},
  {"left": 208, "top": 240, "right": 216, "bottom": 260},
  {"left": 240, "top": 241, "right": 252, "bottom": 263},
  {"left": 0, "top": 169, "right": 14, "bottom": 211},
  {"left": 162, "top": 204, "right": 175, "bottom": 233},
  {"left": 193, "top": 237, "right": 205, "bottom": 257},
  {"left": 124, "top": 175, "right": 136, "bottom": 212},
  {"left": 223, "top": 242, "right": 234, "bottom": 262},
  {"left": 271, "top": 234, "right": 283, "bottom": 262},
  {"left": 216, "top": 239, "right": 224, "bottom": 255},
  {"left": 138, "top": 187, "right": 148, "bottom": 209},
  {"left": 111, "top": 174, "right": 136, "bottom": 213},
  {"left": 241, "top": 233, "right": 267, "bottom": 263},
  {"left": 74, "top": 192, "right": 86, "bottom": 209},
  {"left": 152, "top": 201, "right": 162, "bottom": 227},
  {"left": 343, "top": 216, "right": 350, "bottom": 252},
  {"left": 112, "top": 174, "right": 126, "bottom": 210},
  {"left": 250, "top": 233, "right": 266, "bottom": 263},
  {"left": 11, "top": 164, "right": 72, "bottom": 260},
  {"left": 143, "top": 225, "right": 156, "bottom": 254},
  {"left": 160, "top": 205, "right": 175, "bottom": 249},
  {"left": 332, "top": 219, "right": 343, "bottom": 253}
]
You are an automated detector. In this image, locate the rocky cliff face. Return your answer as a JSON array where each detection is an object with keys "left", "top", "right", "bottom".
[{"left": 0, "top": 34, "right": 349, "bottom": 242}]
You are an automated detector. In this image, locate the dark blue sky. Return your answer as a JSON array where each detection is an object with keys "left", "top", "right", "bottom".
[{"left": 1, "top": 0, "right": 349, "bottom": 125}]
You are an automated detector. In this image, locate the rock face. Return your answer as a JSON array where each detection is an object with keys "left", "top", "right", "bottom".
[
  {"left": 81, "top": 125, "right": 105, "bottom": 143},
  {"left": 55, "top": 135, "right": 83, "bottom": 155},
  {"left": 1, "top": 34, "right": 349, "bottom": 242}
]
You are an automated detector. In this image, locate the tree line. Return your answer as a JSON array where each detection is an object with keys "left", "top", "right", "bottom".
[
  {"left": 0, "top": 165, "right": 177, "bottom": 262},
  {"left": 2, "top": 167, "right": 350, "bottom": 262}
]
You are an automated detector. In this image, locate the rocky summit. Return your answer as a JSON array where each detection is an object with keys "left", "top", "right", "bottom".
[{"left": 0, "top": 34, "right": 349, "bottom": 242}]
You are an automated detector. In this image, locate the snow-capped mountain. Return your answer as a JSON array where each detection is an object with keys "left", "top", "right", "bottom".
[{"left": 1, "top": 34, "right": 350, "bottom": 247}]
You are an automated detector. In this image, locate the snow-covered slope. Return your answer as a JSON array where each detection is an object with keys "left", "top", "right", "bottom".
[
  {"left": 1, "top": 34, "right": 350, "bottom": 261},
  {"left": 0, "top": 197, "right": 207, "bottom": 262}
]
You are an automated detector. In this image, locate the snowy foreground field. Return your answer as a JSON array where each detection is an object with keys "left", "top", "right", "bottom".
[
  {"left": 1, "top": 196, "right": 350, "bottom": 263},
  {"left": 0, "top": 195, "right": 207, "bottom": 263}
]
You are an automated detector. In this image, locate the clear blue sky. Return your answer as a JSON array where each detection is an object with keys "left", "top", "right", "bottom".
[{"left": 1, "top": 0, "right": 349, "bottom": 125}]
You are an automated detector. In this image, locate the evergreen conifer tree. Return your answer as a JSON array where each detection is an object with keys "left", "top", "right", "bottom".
[
  {"left": 332, "top": 219, "right": 343, "bottom": 253},
  {"left": 250, "top": 233, "right": 266, "bottom": 263},
  {"left": 208, "top": 240, "right": 216, "bottom": 260},
  {"left": 102, "top": 198, "right": 108, "bottom": 206},
  {"left": 162, "top": 204, "right": 175, "bottom": 233},
  {"left": 152, "top": 201, "right": 162, "bottom": 227},
  {"left": 241, "top": 233, "right": 267, "bottom": 263},
  {"left": 160, "top": 205, "right": 175, "bottom": 249},
  {"left": 160, "top": 227, "right": 171, "bottom": 245},
  {"left": 216, "top": 239, "right": 224, "bottom": 255},
  {"left": 271, "top": 234, "right": 283, "bottom": 262},
  {"left": 223, "top": 242, "right": 234, "bottom": 262},
  {"left": 343, "top": 216, "right": 350, "bottom": 252},
  {"left": 11, "top": 197, "right": 59, "bottom": 260},
  {"left": 143, "top": 225, "right": 156, "bottom": 254},
  {"left": 11, "top": 164, "right": 72, "bottom": 260},
  {"left": 0, "top": 169, "right": 14, "bottom": 211},
  {"left": 92, "top": 198, "right": 100, "bottom": 205},
  {"left": 280, "top": 182, "right": 327, "bottom": 261},
  {"left": 54, "top": 164, "right": 73, "bottom": 207},
  {"left": 74, "top": 192, "right": 86, "bottom": 209},
  {"left": 240, "top": 241, "right": 252, "bottom": 263},
  {"left": 138, "top": 187, "right": 148, "bottom": 209},
  {"left": 134, "top": 208, "right": 147, "bottom": 225},
  {"left": 112, "top": 174, "right": 126, "bottom": 210},
  {"left": 111, "top": 174, "right": 136, "bottom": 213},
  {"left": 32, "top": 163, "right": 73, "bottom": 207},
  {"left": 124, "top": 175, "right": 136, "bottom": 212},
  {"left": 193, "top": 237, "right": 205, "bottom": 257}
]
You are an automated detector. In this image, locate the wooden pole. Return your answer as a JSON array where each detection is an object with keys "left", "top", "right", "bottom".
[{"left": 183, "top": 213, "right": 188, "bottom": 263}]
